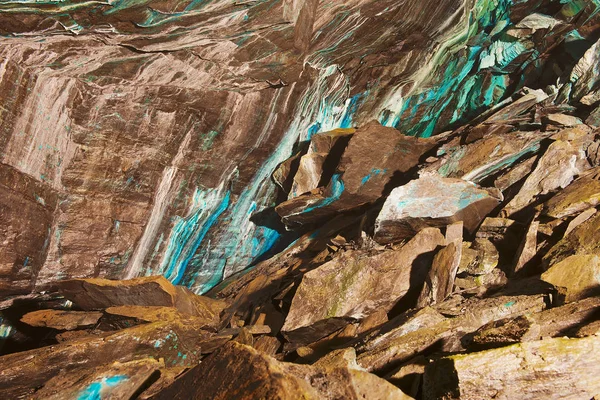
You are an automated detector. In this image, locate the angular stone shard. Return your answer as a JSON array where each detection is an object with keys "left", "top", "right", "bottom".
[
  {"left": 276, "top": 121, "right": 436, "bottom": 228},
  {"left": 423, "top": 336, "right": 600, "bottom": 400},
  {"left": 357, "top": 294, "right": 546, "bottom": 372},
  {"left": 374, "top": 174, "right": 501, "bottom": 244},
  {"left": 282, "top": 228, "right": 445, "bottom": 344},
  {"left": 541, "top": 254, "right": 600, "bottom": 302},
  {"left": 417, "top": 241, "right": 461, "bottom": 307},
  {"left": 503, "top": 139, "right": 590, "bottom": 216},
  {"left": 21, "top": 309, "right": 102, "bottom": 331},
  {"left": 32, "top": 358, "right": 162, "bottom": 400},
  {"left": 152, "top": 342, "right": 411, "bottom": 400},
  {"left": 470, "top": 296, "right": 600, "bottom": 347},
  {"left": 543, "top": 212, "right": 600, "bottom": 267},
  {"left": 542, "top": 168, "right": 600, "bottom": 218},
  {"left": 545, "top": 113, "right": 584, "bottom": 127},
  {"left": 55, "top": 276, "right": 226, "bottom": 327},
  {"left": 289, "top": 128, "right": 354, "bottom": 199}
]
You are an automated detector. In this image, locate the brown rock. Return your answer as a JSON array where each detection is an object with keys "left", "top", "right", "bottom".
[
  {"left": 423, "top": 336, "right": 600, "bottom": 400},
  {"left": 276, "top": 121, "right": 436, "bottom": 228},
  {"left": 543, "top": 212, "right": 600, "bottom": 267},
  {"left": 357, "top": 294, "right": 546, "bottom": 372},
  {"left": 55, "top": 276, "right": 226, "bottom": 327},
  {"left": 32, "top": 358, "right": 162, "bottom": 400},
  {"left": 541, "top": 254, "right": 600, "bottom": 301},
  {"left": 152, "top": 342, "right": 411, "bottom": 400},
  {"left": 374, "top": 174, "right": 501, "bottom": 244},
  {"left": 417, "top": 241, "right": 462, "bottom": 307},
  {"left": 542, "top": 168, "right": 600, "bottom": 218},
  {"left": 281, "top": 228, "right": 445, "bottom": 344},
  {"left": 21, "top": 309, "right": 102, "bottom": 330},
  {"left": 502, "top": 140, "right": 590, "bottom": 216},
  {"left": 0, "top": 317, "right": 229, "bottom": 398},
  {"left": 470, "top": 296, "right": 600, "bottom": 347}
]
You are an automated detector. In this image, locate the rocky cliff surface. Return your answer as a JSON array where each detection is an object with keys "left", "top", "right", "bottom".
[{"left": 1, "top": 0, "right": 600, "bottom": 398}]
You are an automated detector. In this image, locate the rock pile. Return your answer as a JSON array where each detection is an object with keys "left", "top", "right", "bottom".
[{"left": 2, "top": 85, "right": 600, "bottom": 399}]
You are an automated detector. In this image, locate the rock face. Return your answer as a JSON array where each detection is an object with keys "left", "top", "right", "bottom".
[{"left": 374, "top": 175, "right": 501, "bottom": 244}]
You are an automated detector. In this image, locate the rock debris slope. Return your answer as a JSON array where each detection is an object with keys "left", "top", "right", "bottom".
[{"left": 1, "top": 0, "right": 600, "bottom": 398}]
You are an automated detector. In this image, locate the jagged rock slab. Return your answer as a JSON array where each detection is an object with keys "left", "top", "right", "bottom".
[
  {"left": 374, "top": 174, "right": 500, "bottom": 244},
  {"left": 471, "top": 296, "right": 600, "bottom": 347},
  {"left": 276, "top": 121, "right": 436, "bottom": 228},
  {"left": 543, "top": 212, "right": 600, "bottom": 267},
  {"left": 0, "top": 318, "right": 230, "bottom": 398},
  {"left": 541, "top": 254, "right": 600, "bottom": 301},
  {"left": 357, "top": 294, "right": 547, "bottom": 372},
  {"left": 281, "top": 228, "right": 445, "bottom": 344},
  {"left": 21, "top": 309, "right": 102, "bottom": 330},
  {"left": 423, "top": 336, "right": 600, "bottom": 400},
  {"left": 503, "top": 139, "right": 591, "bottom": 216},
  {"left": 55, "top": 276, "right": 226, "bottom": 326},
  {"left": 431, "top": 130, "right": 546, "bottom": 185},
  {"left": 152, "top": 342, "right": 411, "bottom": 400},
  {"left": 288, "top": 128, "right": 355, "bottom": 198},
  {"left": 417, "top": 239, "right": 462, "bottom": 307},
  {"left": 542, "top": 168, "right": 600, "bottom": 218},
  {"left": 32, "top": 358, "right": 162, "bottom": 400}
]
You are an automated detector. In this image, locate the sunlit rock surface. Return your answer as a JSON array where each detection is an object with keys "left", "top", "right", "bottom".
[{"left": 1, "top": 0, "right": 600, "bottom": 298}]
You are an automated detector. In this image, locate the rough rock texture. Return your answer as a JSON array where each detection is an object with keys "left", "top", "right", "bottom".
[
  {"left": 282, "top": 228, "right": 445, "bottom": 343},
  {"left": 423, "top": 336, "right": 600, "bottom": 400},
  {"left": 153, "top": 341, "right": 411, "bottom": 400},
  {"left": 2, "top": 0, "right": 600, "bottom": 398},
  {"left": 375, "top": 175, "right": 501, "bottom": 244}
]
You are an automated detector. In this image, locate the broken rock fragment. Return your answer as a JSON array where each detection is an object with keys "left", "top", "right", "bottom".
[
  {"left": 21, "top": 309, "right": 102, "bottom": 330},
  {"left": 423, "top": 335, "right": 600, "bottom": 400},
  {"left": 281, "top": 228, "right": 445, "bottom": 344},
  {"left": 374, "top": 174, "right": 501, "bottom": 244}
]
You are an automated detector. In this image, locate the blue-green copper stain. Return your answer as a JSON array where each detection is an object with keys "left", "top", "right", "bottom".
[{"left": 76, "top": 375, "right": 128, "bottom": 400}]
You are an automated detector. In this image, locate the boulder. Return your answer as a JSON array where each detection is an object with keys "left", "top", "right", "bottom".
[
  {"left": 281, "top": 228, "right": 445, "bottom": 344},
  {"left": 543, "top": 212, "right": 600, "bottom": 267},
  {"left": 375, "top": 174, "right": 501, "bottom": 244},
  {"left": 542, "top": 168, "right": 600, "bottom": 218}
]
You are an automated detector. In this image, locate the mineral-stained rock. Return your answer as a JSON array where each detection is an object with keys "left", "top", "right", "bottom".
[
  {"left": 502, "top": 139, "right": 591, "bottom": 216},
  {"left": 153, "top": 342, "right": 411, "bottom": 400},
  {"left": 423, "top": 336, "right": 600, "bottom": 400},
  {"left": 32, "top": 358, "right": 162, "bottom": 400},
  {"left": 21, "top": 309, "right": 102, "bottom": 331},
  {"left": 541, "top": 255, "right": 600, "bottom": 301},
  {"left": 0, "top": 318, "right": 230, "bottom": 398},
  {"left": 470, "top": 296, "right": 600, "bottom": 347},
  {"left": 276, "top": 121, "right": 436, "bottom": 228},
  {"left": 55, "top": 276, "right": 226, "bottom": 326},
  {"left": 288, "top": 128, "right": 355, "bottom": 198},
  {"left": 542, "top": 168, "right": 600, "bottom": 218},
  {"left": 425, "top": 129, "right": 545, "bottom": 184},
  {"left": 281, "top": 228, "right": 445, "bottom": 344},
  {"left": 357, "top": 294, "right": 547, "bottom": 372},
  {"left": 374, "top": 175, "right": 501, "bottom": 244}
]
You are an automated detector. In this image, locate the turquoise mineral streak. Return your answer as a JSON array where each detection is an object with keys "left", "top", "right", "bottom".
[
  {"left": 76, "top": 375, "right": 128, "bottom": 400},
  {"left": 161, "top": 188, "right": 230, "bottom": 285}
]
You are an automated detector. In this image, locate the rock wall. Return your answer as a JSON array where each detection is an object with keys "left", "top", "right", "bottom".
[{"left": 1, "top": 0, "right": 599, "bottom": 295}]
